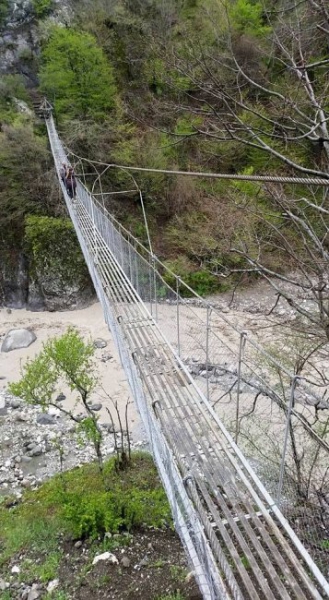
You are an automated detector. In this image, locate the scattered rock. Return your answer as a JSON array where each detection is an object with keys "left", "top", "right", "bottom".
[
  {"left": 0, "top": 395, "right": 6, "bottom": 415},
  {"left": 15, "top": 412, "right": 29, "bottom": 422},
  {"left": 102, "top": 423, "right": 115, "bottom": 433},
  {"left": 21, "top": 479, "right": 31, "bottom": 488},
  {"left": 10, "top": 398, "right": 21, "bottom": 409},
  {"left": 29, "top": 445, "right": 43, "bottom": 457},
  {"left": 185, "top": 570, "right": 196, "bottom": 584},
  {"left": 1, "top": 328, "right": 36, "bottom": 353},
  {"left": 90, "top": 403, "right": 102, "bottom": 412},
  {"left": 0, "top": 578, "right": 9, "bottom": 591},
  {"left": 11, "top": 565, "right": 20, "bottom": 574},
  {"left": 92, "top": 552, "right": 118, "bottom": 566},
  {"left": 47, "top": 406, "right": 61, "bottom": 418},
  {"left": 74, "top": 540, "right": 83, "bottom": 549},
  {"left": 27, "top": 584, "right": 42, "bottom": 600},
  {"left": 56, "top": 393, "right": 66, "bottom": 402},
  {"left": 139, "top": 555, "right": 150, "bottom": 568},
  {"left": 47, "top": 579, "right": 59, "bottom": 594},
  {"left": 93, "top": 338, "right": 107, "bottom": 349},
  {"left": 36, "top": 413, "right": 56, "bottom": 425},
  {"left": 121, "top": 556, "right": 131, "bottom": 568}
]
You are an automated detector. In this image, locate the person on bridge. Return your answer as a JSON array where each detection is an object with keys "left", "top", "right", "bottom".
[
  {"left": 65, "top": 167, "right": 77, "bottom": 200},
  {"left": 59, "top": 163, "right": 67, "bottom": 183}
]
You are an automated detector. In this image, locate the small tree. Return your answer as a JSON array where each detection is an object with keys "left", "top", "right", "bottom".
[
  {"left": 9, "top": 327, "right": 104, "bottom": 472},
  {"left": 40, "top": 27, "right": 117, "bottom": 120}
]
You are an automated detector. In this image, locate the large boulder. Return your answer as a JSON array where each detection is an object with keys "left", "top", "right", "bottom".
[
  {"left": 0, "top": 394, "right": 6, "bottom": 416},
  {"left": 36, "top": 413, "right": 56, "bottom": 425},
  {"left": 1, "top": 328, "right": 36, "bottom": 352}
]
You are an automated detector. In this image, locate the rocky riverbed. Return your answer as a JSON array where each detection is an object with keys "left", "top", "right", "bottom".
[
  {"left": 0, "top": 389, "right": 147, "bottom": 497},
  {"left": 0, "top": 303, "right": 145, "bottom": 498},
  {"left": 1, "top": 282, "right": 325, "bottom": 500}
]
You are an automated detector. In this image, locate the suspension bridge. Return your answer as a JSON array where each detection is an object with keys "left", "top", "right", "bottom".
[{"left": 44, "top": 108, "right": 329, "bottom": 600}]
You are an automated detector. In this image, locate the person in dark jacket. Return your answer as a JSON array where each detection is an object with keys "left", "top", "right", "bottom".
[
  {"left": 66, "top": 167, "right": 77, "bottom": 199},
  {"left": 59, "top": 163, "right": 67, "bottom": 183}
]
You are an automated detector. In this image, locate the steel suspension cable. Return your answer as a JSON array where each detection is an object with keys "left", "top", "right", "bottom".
[{"left": 63, "top": 145, "right": 329, "bottom": 186}]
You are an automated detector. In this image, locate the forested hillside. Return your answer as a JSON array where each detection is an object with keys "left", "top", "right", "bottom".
[{"left": 1, "top": 0, "right": 329, "bottom": 300}]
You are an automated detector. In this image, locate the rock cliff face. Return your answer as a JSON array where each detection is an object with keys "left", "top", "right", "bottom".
[
  {"left": 0, "top": 251, "right": 29, "bottom": 309},
  {"left": 0, "top": 2, "right": 95, "bottom": 311},
  {"left": 0, "top": 1, "right": 38, "bottom": 83},
  {"left": 0, "top": 235, "right": 95, "bottom": 311},
  {"left": 0, "top": 0, "right": 73, "bottom": 83}
]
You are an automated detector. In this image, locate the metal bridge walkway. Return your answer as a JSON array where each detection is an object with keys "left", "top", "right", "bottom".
[{"left": 45, "top": 114, "right": 329, "bottom": 600}]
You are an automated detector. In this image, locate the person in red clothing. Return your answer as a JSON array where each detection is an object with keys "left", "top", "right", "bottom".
[{"left": 65, "top": 167, "right": 77, "bottom": 199}]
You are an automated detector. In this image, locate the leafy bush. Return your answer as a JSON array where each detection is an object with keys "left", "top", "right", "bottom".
[
  {"left": 32, "top": 0, "right": 53, "bottom": 18},
  {"left": 24, "top": 215, "right": 90, "bottom": 287},
  {"left": 0, "top": 124, "right": 51, "bottom": 240},
  {"left": 52, "top": 454, "right": 171, "bottom": 538},
  {"left": 186, "top": 269, "right": 222, "bottom": 296},
  {"left": 0, "top": 454, "right": 171, "bottom": 568},
  {"left": 60, "top": 485, "right": 170, "bottom": 538},
  {"left": 163, "top": 257, "right": 223, "bottom": 297},
  {"left": 229, "top": 0, "right": 271, "bottom": 37},
  {"left": 0, "top": 75, "right": 29, "bottom": 104},
  {"left": 40, "top": 27, "right": 117, "bottom": 120},
  {"left": 0, "top": 0, "right": 9, "bottom": 26}
]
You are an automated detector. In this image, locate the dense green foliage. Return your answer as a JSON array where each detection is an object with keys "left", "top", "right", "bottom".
[
  {"left": 9, "top": 326, "right": 96, "bottom": 407},
  {"left": 0, "top": 127, "right": 50, "bottom": 228},
  {"left": 32, "top": 0, "right": 53, "bottom": 18},
  {"left": 0, "top": 453, "right": 171, "bottom": 550},
  {"left": 40, "top": 28, "right": 117, "bottom": 120},
  {"left": 0, "top": 0, "right": 9, "bottom": 27},
  {"left": 2, "top": 0, "right": 329, "bottom": 296},
  {"left": 24, "top": 215, "right": 91, "bottom": 288},
  {"left": 10, "top": 327, "right": 107, "bottom": 470}
]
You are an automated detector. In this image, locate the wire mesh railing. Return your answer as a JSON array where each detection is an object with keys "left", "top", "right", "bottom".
[
  {"left": 87, "top": 174, "right": 329, "bottom": 577},
  {"left": 45, "top": 111, "right": 329, "bottom": 598}
]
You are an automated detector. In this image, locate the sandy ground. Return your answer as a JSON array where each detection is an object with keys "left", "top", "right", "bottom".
[
  {"left": 0, "top": 302, "right": 141, "bottom": 435},
  {"left": 0, "top": 284, "right": 316, "bottom": 445},
  {"left": 0, "top": 284, "right": 293, "bottom": 433}
]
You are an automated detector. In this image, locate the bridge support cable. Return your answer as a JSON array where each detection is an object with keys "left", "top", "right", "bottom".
[{"left": 45, "top": 114, "right": 329, "bottom": 600}]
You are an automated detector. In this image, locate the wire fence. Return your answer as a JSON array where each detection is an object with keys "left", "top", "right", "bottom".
[
  {"left": 46, "top": 112, "right": 329, "bottom": 599},
  {"left": 81, "top": 179, "right": 329, "bottom": 579},
  {"left": 86, "top": 182, "right": 329, "bottom": 577}
]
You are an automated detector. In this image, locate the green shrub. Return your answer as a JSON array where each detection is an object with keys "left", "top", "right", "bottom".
[
  {"left": 186, "top": 269, "right": 221, "bottom": 296},
  {"left": 24, "top": 215, "right": 90, "bottom": 288},
  {"left": 32, "top": 0, "right": 53, "bottom": 18},
  {"left": 53, "top": 454, "right": 171, "bottom": 538},
  {"left": 229, "top": 0, "right": 271, "bottom": 37},
  {"left": 0, "top": 0, "right": 9, "bottom": 26},
  {"left": 0, "top": 75, "right": 29, "bottom": 104},
  {"left": 34, "top": 454, "right": 169, "bottom": 538},
  {"left": 0, "top": 454, "right": 172, "bottom": 562},
  {"left": 163, "top": 258, "right": 223, "bottom": 297},
  {"left": 40, "top": 27, "right": 117, "bottom": 120},
  {"left": 60, "top": 485, "right": 170, "bottom": 538}
]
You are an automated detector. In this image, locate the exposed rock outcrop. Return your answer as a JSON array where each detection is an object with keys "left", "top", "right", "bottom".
[
  {"left": 1, "top": 328, "right": 36, "bottom": 352},
  {"left": 0, "top": 0, "right": 73, "bottom": 83}
]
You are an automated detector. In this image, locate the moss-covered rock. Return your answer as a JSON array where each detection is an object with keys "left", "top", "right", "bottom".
[{"left": 24, "top": 215, "right": 94, "bottom": 311}]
